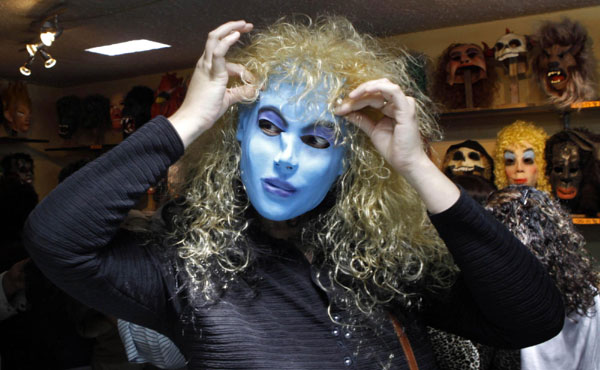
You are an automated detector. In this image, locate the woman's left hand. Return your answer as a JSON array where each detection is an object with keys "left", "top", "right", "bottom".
[
  {"left": 335, "top": 78, "right": 460, "bottom": 213},
  {"left": 334, "top": 78, "right": 429, "bottom": 177}
]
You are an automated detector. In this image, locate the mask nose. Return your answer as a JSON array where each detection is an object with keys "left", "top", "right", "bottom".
[
  {"left": 515, "top": 159, "right": 525, "bottom": 172},
  {"left": 274, "top": 133, "right": 298, "bottom": 176},
  {"left": 547, "top": 61, "right": 560, "bottom": 69}
]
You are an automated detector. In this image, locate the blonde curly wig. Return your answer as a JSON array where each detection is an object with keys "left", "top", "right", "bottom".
[
  {"left": 494, "top": 120, "right": 551, "bottom": 193},
  {"left": 165, "top": 15, "right": 457, "bottom": 319}
]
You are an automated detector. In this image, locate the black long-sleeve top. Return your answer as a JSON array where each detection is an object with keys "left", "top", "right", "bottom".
[{"left": 23, "top": 116, "right": 564, "bottom": 369}]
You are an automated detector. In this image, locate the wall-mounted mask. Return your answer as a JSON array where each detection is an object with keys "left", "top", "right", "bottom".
[
  {"left": 121, "top": 86, "right": 154, "bottom": 139},
  {"left": 56, "top": 95, "right": 82, "bottom": 139},
  {"left": 151, "top": 73, "right": 186, "bottom": 119},
  {"left": 532, "top": 18, "right": 596, "bottom": 109},
  {"left": 442, "top": 140, "right": 494, "bottom": 182},
  {"left": 545, "top": 129, "right": 600, "bottom": 216},
  {"left": 445, "top": 44, "right": 487, "bottom": 86},
  {"left": 1, "top": 152, "right": 33, "bottom": 185},
  {"left": 494, "top": 32, "right": 527, "bottom": 62},
  {"left": 110, "top": 92, "right": 124, "bottom": 130},
  {"left": 2, "top": 81, "right": 32, "bottom": 135},
  {"left": 550, "top": 141, "right": 582, "bottom": 200}
]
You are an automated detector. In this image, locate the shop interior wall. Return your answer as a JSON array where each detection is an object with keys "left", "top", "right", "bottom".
[
  {"left": 1, "top": 70, "right": 193, "bottom": 198},
  {"left": 384, "top": 5, "right": 600, "bottom": 166},
  {"left": 2, "top": 6, "right": 599, "bottom": 228}
]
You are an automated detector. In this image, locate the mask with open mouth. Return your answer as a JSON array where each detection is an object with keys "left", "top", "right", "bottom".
[
  {"left": 532, "top": 18, "right": 596, "bottom": 109},
  {"left": 545, "top": 128, "right": 600, "bottom": 216},
  {"left": 432, "top": 42, "right": 498, "bottom": 109},
  {"left": 540, "top": 44, "right": 578, "bottom": 92},
  {"left": 442, "top": 139, "right": 494, "bottom": 182},
  {"left": 445, "top": 44, "right": 487, "bottom": 86}
]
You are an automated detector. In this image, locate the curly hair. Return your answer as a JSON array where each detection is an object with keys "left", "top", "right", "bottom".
[
  {"left": 485, "top": 186, "right": 599, "bottom": 316},
  {"left": 164, "top": 15, "right": 458, "bottom": 321},
  {"left": 494, "top": 120, "right": 551, "bottom": 193},
  {"left": 532, "top": 18, "right": 597, "bottom": 109}
]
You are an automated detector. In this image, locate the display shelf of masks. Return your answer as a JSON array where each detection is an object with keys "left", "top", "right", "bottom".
[{"left": 431, "top": 18, "right": 598, "bottom": 117}]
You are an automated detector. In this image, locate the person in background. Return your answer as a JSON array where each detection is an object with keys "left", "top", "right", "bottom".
[
  {"left": 430, "top": 185, "right": 599, "bottom": 370},
  {"left": 482, "top": 186, "right": 599, "bottom": 370},
  {"left": 117, "top": 320, "right": 186, "bottom": 370},
  {"left": 24, "top": 17, "right": 564, "bottom": 369}
]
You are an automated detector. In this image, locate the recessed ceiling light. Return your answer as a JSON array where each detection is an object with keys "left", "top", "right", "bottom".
[{"left": 85, "top": 39, "right": 170, "bottom": 56}]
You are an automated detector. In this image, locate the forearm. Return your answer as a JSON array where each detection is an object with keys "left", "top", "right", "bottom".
[
  {"left": 425, "top": 191, "right": 564, "bottom": 348},
  {"left": 25, "top": 116, "right": 182, "bottom": 258},
  {"left": 23, "top": 116, "right": 184, "bottom": 326},
  {"left": 399, "top": 155, "right": 460, "bottom": 214}
]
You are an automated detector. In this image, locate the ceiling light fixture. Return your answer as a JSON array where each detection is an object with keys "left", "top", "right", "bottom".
[
  {"left": 40, "top": 15, "right": 62, "bottom": 47},
  {"left": 18, "top": 14, "right": 62, "bottom": 76},
  {"left": 26, "top": 43, "right": 42, "bottom": 57},
  {"left": 85, "top": 39, "right": 170, "bottom": 56},
  {"left": 39, "top": 48, "right": 56, "bottom": 68},
  {"left": 19, "top": 56, "right": 35, "bottom": 76}
]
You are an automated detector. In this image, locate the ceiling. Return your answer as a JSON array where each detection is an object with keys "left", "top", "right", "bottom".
[{"left": 1, "top": 0, "right": 597, "bottom": 88}]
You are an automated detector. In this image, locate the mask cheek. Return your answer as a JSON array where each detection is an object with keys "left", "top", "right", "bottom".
[{"left": 334, "top": 147, "right": 347, "bottom": 177}]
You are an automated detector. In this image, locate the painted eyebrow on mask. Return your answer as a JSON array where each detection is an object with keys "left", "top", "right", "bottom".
[
  {"left": 258, "top": 107, "right": 337, "bottom": 138},
  {"left": 308, "top": 121, "right": 336, "bottom": 144},
  {"left": 258, "top": 108, "right": 287, "bottom": 130},
  {"left": 523, "top": 149, "right": 535, "bottom": 159}
]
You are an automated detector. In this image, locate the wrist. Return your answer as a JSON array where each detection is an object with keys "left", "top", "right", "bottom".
[
  {"left": 396, "top": 153, "right": 436, "bottom": 185},
  {"left": 168, "top": 111, "right": 212, "bottom": 148}
]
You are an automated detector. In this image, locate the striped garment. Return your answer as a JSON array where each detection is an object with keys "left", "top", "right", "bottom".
[{"left": 118, "top": 319, "right": 187, "bottom": 369}]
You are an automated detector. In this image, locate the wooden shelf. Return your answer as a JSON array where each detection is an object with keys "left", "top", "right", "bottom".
[{"left": 440, "top": 101, "right": 600, "bottom": 120}]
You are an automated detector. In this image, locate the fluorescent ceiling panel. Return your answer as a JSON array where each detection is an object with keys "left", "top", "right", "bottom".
[{"left": 86, "top": 39, "right": 170, "bottom": 56}]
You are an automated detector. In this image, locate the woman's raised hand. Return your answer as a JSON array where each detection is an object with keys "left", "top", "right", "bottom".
[
  {"left": 334, "top": 78, "right": 429, "bottom": 177},
  {"left": 169, "top": 20, "right": 256, "bottom": 148},
  {"left": 335, "top": 78, "right": 459, "bottom": 214}
]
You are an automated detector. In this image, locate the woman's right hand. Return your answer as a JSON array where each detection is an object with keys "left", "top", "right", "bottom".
[{"left": 169, "top": 20, "right": 256, "bottom": 148}]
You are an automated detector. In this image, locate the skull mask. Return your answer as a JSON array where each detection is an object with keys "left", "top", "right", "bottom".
[
  {"left": 443, "top": 140, "right": 494, "bottom": 181},
  {"left": 494, "top": 32, "right": 527, "bottom": 62},
  {"left": 445, "top": 44, "right": 488, "bottom": 86}
]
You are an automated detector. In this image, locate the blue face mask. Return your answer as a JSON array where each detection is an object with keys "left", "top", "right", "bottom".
[{"left": 236, "top": 83, "right": 346, "bottom": 221}]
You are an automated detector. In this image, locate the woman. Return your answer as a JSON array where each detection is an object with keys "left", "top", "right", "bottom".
[
  {"left": 24, "top": 17, "right": 563, "bottom": 369},
  {"left": 483, "top": 186, "right": 599, "bottom": 370},
  {"left": 428, "top": 185, "right": 599, "bottom": 370}
]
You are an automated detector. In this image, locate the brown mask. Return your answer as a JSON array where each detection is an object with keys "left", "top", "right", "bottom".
[
  {"left": 2, "top": 82, "right": 32, "bottom": 134},
  {"left": 550, "top": 141, "right": 582, "bottom": 200},
  {"left": 445, "top": 44, "right": 488, "bottom": 86},
  {"left": 538, "top": 43, "right": 582, "bottom": 94}
]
